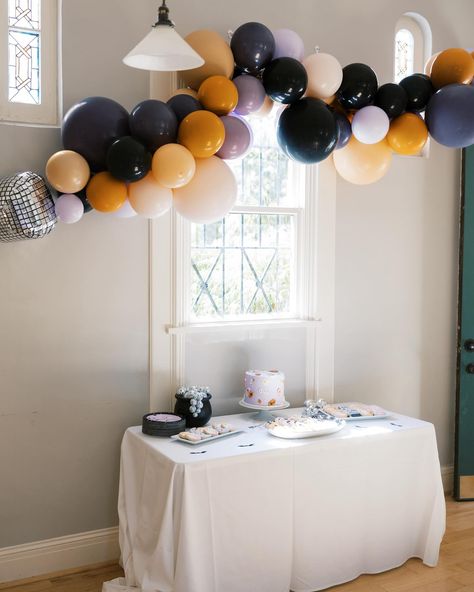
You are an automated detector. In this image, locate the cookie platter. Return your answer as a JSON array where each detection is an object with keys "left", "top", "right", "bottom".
[
  {"left": 171, "top": 422, "right": 244, "bottom": 445},
  {"left": 323, "top": 403, "right": 390, "bottom": 421},
  {"left": 265, "top": 416, "right": 345, "bottom": 439}
]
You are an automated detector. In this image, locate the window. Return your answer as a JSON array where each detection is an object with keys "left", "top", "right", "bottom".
[
  {"left": 394, "top": 28, "right": 414, "bottom": 83},
  {"left": 0, "top": 0, "right": 59, "bottom": 125},
  {"left": 190, "top": 112, "right": 303, "bottom": 321},
  {"left": 394, "top": 13, "right": 432, "bottom": 83}
]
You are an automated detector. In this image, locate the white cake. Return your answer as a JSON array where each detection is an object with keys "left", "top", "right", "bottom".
[{"left": 244, "top": 370, "right": 285, "bottom": 407}]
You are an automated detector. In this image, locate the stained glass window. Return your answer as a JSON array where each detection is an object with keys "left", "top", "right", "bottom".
[
  {"left": 8, "top": 0, "right": 41, "bottom": 104},
  {"left": 394, "top": 28, "right": 414, "bottom": 83}
]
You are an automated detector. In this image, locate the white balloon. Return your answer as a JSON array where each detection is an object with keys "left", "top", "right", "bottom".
[
  {"left": 128, "top": 173, "right": 172, "bottom": 219},
  {"left": 113, "top": 198, "right": 137, "bottom": 219},
  {"left": 303, "top": 53, "right": 343, "bottom": 99},
  {"left": 352, "top": 106, "right": 390, "bottom": 145}
]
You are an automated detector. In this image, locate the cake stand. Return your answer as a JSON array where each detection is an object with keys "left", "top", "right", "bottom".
[{"left": 239, "top": 399, "right": 290, "bottom": 421}]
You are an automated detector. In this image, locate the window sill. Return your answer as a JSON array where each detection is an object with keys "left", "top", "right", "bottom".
[{"left": 166, "top": 318, "right": 321, "bottom": 335}]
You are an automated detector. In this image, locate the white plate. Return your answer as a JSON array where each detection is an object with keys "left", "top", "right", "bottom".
[
  {"left": 266, "top": 421, "right": 345, "bottom": 439},
  {"left": 171, "top": 429, "right": 244, "bottom": 446},
  {"left": 323, "top": 404, "right": 390, "bottom": 421}
]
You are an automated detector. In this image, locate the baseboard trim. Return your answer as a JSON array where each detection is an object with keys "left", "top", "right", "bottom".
[
  {"left": 0, "top": 527, "right": 119, "bottom": 584},
  {"left": 442, "top": 464, "right": 454, "bottom": 494}
]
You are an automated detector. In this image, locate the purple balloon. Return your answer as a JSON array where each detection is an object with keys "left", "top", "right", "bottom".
[
  {"left": 129, "top": 100, "right": 178, "bottom": 153},
  {"left": 233, "top": 75, "right": 266, "bottom": 115},
  {"left": 333, "top": 110, "right": 352, "bottom": 149},
  {"left": 217, "top": 115, "right": 253, "bottom": 160},
  {"left": 426, "top": 84, "right": 474, "bottom": 148},
  {"left": 167, "top": 94, "right": 202, "bottom": 122},
  {"left": 62, "top": 97, "right": 130, "bottom": 171},
  {"left": 55, "top": 194, "right": 84, "bottom": 224},
  {"left": 273, "top": 29, "right": 305, "bottom": 62}
]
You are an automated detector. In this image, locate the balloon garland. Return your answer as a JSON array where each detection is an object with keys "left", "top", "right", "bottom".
[{"left": 43, "top": 22, "right": 474, "bottom": 225}]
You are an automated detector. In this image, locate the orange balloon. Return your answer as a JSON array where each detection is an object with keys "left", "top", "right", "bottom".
[
  {"left": 181, "top": 30, "right": 234, "bottom": 90},
  {"left": 387, "top": 113, "right": 428, "bottom": 156},
  {"left": 45, "top": 150, "right": 90, "bottom": 193},
  {"left": 86, "top": 172, "right": 127, "bottom": 212},
  {"left": 430, "top": 48, "right": 474, "bottom": 88},
  {"left": 178, "top": 110, "right": 225, "bottom": 158},
  {"left": 333, "top": 137, "right": 392, "bottom": 185},
  {"left": 170, "top": 88, "right": 199, "bottom": 100},
  {"left": 198, "top": 76, "right": 238, "bottom": 115},
  {"left": 152, "top": 144, "right": 196, "bottom": 189}
]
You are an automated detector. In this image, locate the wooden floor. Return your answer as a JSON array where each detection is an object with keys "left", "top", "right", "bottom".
[{"left": 2, "top": 497, "right": 474, "bottom": 592}]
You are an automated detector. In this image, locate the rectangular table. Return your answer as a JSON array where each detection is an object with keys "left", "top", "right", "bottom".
[{"left": 103, "top": 410, "right": 446, "bottom": 592}]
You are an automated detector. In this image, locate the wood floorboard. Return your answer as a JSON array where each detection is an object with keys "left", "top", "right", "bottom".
[{"left": 2, "top": 498, "right": 474, "bottom": 592}]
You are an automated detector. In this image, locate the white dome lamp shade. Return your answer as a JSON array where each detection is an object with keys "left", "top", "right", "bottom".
[{"left": 123, "top": 1, "right": 204, "bottom": 72}]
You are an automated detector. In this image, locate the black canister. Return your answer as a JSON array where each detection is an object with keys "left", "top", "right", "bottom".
[{"left": 174, "top": 391, "right": 213, "bottom": 428}]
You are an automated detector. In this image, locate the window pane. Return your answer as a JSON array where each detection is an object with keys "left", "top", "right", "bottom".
[
  {"left": 8, "top": 29, "right": 40, "bottom": 104},
  {"left": 394, "top": 28, "right": 414, "bottom": 83},
  {"left": 8, "top": 0, "right": 40, "bottom": 30},
  {"left": 191, "top": 213, "right": 295, "bottom": 319}
]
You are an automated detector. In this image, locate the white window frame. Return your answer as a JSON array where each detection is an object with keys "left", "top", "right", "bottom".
[
  {"left": 148, "top": 72, "right": 336, "bottom": 412},
  {"left": 0, "top": 0, "right": 60, "bottom": 126}
]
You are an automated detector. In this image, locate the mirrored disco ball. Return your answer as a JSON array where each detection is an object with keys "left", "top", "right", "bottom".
[{"left": 0, "top": 172, "right": 57, "bottom": 242}]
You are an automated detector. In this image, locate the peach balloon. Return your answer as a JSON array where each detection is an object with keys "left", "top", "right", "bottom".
[
  {"left": 181, "top": 30, "right": 234, "bottom": 90},
  {"left": 303, "top": 53, "right": 343, "bottom": 99},
  {"left": 178, "top": 110, "right": 225, "bottom": 158},
  {"left": 198, "top": 75, "right": 239, "bottom": 115},
  {"left": 152, "top": 144, "right": 196, "bottom": 189},
  {"left": 253, "top": 95, "right": 274, "bottom": 118},
  {"left": 128, "top": 173, "right": 173, "bottom": 218},
  {"left": 430, "top": 48, "right": 474, "bottom": 88},
  {"left": 333, "top": 137, "right": 392, "bottom": 185},
  {"left": 171, "top": 88, "right": 199, "bottom": 100},
  {"left": 387, "top": 113, "right": 428, "bottom": 156},
  {"left": 86, "top": 172, "right": 127, "bottom": 212},
  {"left": 45, "top": 150, "right": 90, "bottom": 193},
  {"left": 172, "top": 156, "right": 237, "bottom": 224}
]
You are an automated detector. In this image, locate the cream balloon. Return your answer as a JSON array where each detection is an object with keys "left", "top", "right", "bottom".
[
  {"left": 128, "top": 173, "right": 173, "bottom": 218},
  {"left": 181, "top": 30, "right": 234, "bottom": 90},
  {"left": 172, "top": 156, "right": 237, "bottom": 224},
  {"left": 303, "top": 53, "right": 343, "bottom": 99},
  {"left": 333, "top": 137, "right": 392, "bottom": 185}
]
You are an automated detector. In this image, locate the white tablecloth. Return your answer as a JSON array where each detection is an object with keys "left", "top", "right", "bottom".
[{"left": 103, "top": 410, "right": 446, "bottom": 592}]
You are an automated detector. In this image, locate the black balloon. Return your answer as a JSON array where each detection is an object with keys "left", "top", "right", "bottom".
[
  {"left": 375, "top": 83, "right": 408, "bottom": 118},
  {"left": 167, "top": 94, "right": 202, "bottom": 122},
  {"left": 399, "top": 74, "right": 434, "bottom": 113},
  {"left": 230, "top": 22, "right": 275, "bottom": 74},
  {"left": 106, "top": 136, "right": 151, "bottom": 183},
  {"left": 337, "top": 63, "right": 378, "bottom": 110},
  {"left": 262, "top": 57, "right": 308, "bottom": 104},
  {"left": 277, "top": 97, "right": 338, "bottom": 164},
  {"left": 129, "top": 100, "right": 178, "bottom": 153},
  {"left": 333, "top": 110, "right": 352, "bottom": 149}
]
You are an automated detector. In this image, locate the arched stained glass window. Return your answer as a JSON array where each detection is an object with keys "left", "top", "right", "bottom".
[
  {"left": 394, "top": 28, "right": 415, "bottom": 83},
  {"left": 393, "top": 13, "right": 432, "bottom": 84}
]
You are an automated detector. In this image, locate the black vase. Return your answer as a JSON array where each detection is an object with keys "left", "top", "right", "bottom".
[{"left": 174, "top": 393, "right": 213, "bottom": 428}]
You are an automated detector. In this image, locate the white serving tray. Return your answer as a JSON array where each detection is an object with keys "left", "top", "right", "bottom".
[
  {"left": 323, "top": 404, "right": 390, "bottom": 421},
  {"left": 171, "top": 429, "right": 244, "bottom": 445},
  {"left": 267, "top": 420, "right": 345, "bottom": 439}
]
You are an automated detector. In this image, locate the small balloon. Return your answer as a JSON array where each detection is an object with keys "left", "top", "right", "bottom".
[
  {"left": 129, "top": 100, "right": 178, "bottom": 153},
  {"left": 430, "top": 48, "right": 474, "bottom": 88},
  {"left": 263, "top": 57, "right": 308, "bottom": 104},
  {"left": 374, "top": 83, "right": 408, "bottom": 119},
  {"left": 386, "top": 113, "right": 428, "bottom": 155},
  {"left": 106, "top": 136, "right": 151, "bottom": 183},
  {"left": 167, "top": 94, "right": 202, "bottom": 122},
  {"left": 337, "top": 63, "right": 378, "bottom": 110},
  {"left": 54, "top": 194, "right": 84, "bottom": 224},
  {"left": 230, "top": 22, "right": 275, "bottom": 75},
  {"left": 197, "top": 75, "right": 239, "bottom": 115},
  {"left": 304, "top": 53, "right": 343, "bottom": 100},
  {"left": 425, "top": 83, "right": 474, "bottom": 148},
  {"left": 352, "top": 106, "right": 390, "bottom": 144},
  {"left": 128, "top": 173, "right": 173, "bottom": 218},
  {"left": 233, "top": 75, "right": 266, "bottom": 115},
  {"left": 272, "top": 29, "right": 305, "bottom": 61},
  {"left": 45, "top": 150, "right": 90, "bottom": 194},
  {"left": 333, "top": 136, "right": 392, "bottom": 185},
  {"left": 333, "top": 110, "right": 352, "bottom": 149},
  {"left": 152, "top": 144, "right": 196, "bottom": 189},
  {"left": 86, "top": 172, "right": 127, "bottom": 213},
  {"left": 178, "top": 110, "right": 226, "bottom": 158},
  {"left": 216, "top": 115, "right": 253, "bottom": 159},
  {"left": 399, "top": 74, "right": 434, "bottom": 112}
]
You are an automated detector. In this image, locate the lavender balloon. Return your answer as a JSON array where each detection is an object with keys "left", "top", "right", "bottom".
[
  {"left": 233, "top": 75, "right": 266, "bottom": 115},
  {"left": 55, "top": 194, "right": 84, "bottom": 224},
  {"left": 217, "top": 115, "right": 253, "bottom": 160},
  {"left": 273, "top": 29, "right": 305, "bottom": 62}
]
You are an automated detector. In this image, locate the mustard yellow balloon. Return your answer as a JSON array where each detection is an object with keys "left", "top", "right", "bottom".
[
  {"left": 152, "top": 144, "right": 196, "bottom": 189},
  {"left": 178, "top": 110, "right": 225, "bottom": 158},
  {"left": 333, "top": 137, "right": 392, "bottom": 185},
  {"left": 181, "top": 30, "right": 234, "bottom": 90},
  {"left": 45, "top": 150, "right": 90, "bottom": 193},
  {"left": 430, "top": 48, "right": 474, "bottom": 88},
  {"left": 387, "top": 113, "right": 428, "bottom": 156},
  {"left": 198, "top": 76, "right": 239, "bottom": 115},
  {"left": 86, "top": 172, "right": 127, "bottom": 212}
]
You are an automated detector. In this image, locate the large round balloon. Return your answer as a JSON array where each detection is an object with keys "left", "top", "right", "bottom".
[
  {"left": 303, "top": 53, "right": 343, "bottom": 100},
  {"left": 129, "top": 100, "right": 178, "bottom": 153},
  {"left": 198, "top": 75, "right": 239, "bottom": 115},
  {"left": 272, "top": 29, "right": 305, "bottom": 61},
  {"left": 277, "top": 97, "right": 338, "bottom": 164},
  {"left": 128, "top": 173, "right": 173, "bottom": 219},
  {"left": 333, "top": 136, "right": 392, "bottom": 185},
  {"left": 262, "top": 57, "right": 308, "bottom": 104},
  {"left": 351, "top": 106, "right": 389, "bottom": 144},
  {"left": 216, "top": 115, "right": 253, "bottom": 159},
  {"left": 181, "top": 30, "right": 235, "bottom": 90},
  {"left": 337, "top": 63, "right": 378, "bottom": 110},
  {"left": 45, "top": 150, "right": 90, "bottom": 194},
  {"left": 178, "top": 110, "right": 226, "bottom": 158},
  {"left": 230, "top": 22, "right": 275, "bottom": 75},
  {"left": 386, "top": 113, "right": 428, "bottom": 155},
  {"left": 333, "top": 110, "right": 352, "bottom": 149},
  {"left": 399, "top": 74, "right": 434, "bottom": 112},
  {"left": 425, "top": 83, "right": 474, "bottom": 148},
  {"left": 233, "top": 75, "right": 266, "bottom": 115},
  {"left": 374, "top": 83, "right": 408, "bottom": 119},
  {"left": 152, "top": 144, "right": 196, "bottom": 189},
  {"left": 106, "top": 136, "right": 151, "bottom": 183},
  {"left": 62, "top": 97, "right": 129, "bottom": 171},
  {"left": 173, "top": 156, "right": 237, "bottom": 224},
  {"left": 167, "top": 94, "right": 202, "bottom": 122},
  {"left": 430, "top": 48, "right": 474, "bottom": 88},
  {"left": 86, "top": 172, "right": 127, "bottom": 212}
]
